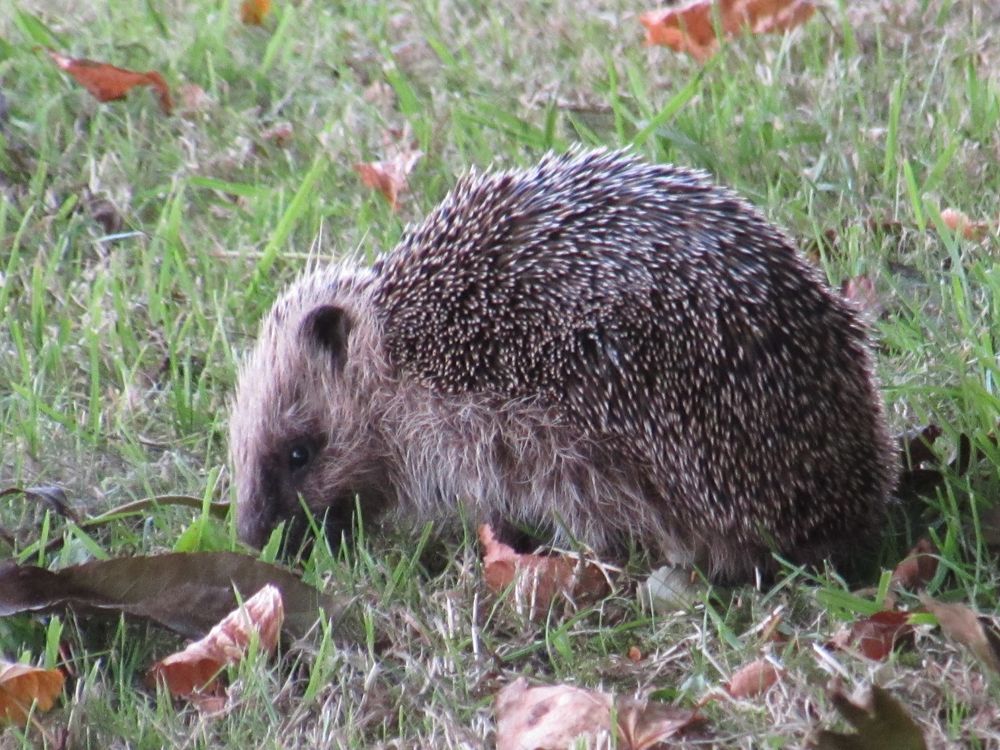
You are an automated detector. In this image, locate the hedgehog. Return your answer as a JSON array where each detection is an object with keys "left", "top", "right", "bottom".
[{"left": 229, "top": 148, "right": 897, "bottom": 582}]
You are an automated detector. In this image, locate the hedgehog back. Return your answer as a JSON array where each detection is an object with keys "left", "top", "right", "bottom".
[{"left": 370, "top": 149, "right": 895, "bottom": 575}]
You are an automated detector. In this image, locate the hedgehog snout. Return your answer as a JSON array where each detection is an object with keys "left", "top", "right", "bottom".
[{"left": 235, "top": 480, "right": 280, "bottom": 550}]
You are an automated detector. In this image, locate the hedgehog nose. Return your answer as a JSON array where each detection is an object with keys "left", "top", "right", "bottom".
[{"left": 236, "top": 492, "right": 278, "bottom": 549}]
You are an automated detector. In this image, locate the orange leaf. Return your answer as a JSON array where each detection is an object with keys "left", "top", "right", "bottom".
[
  {"left": 47, "top": 50, "right": 172, "bottom": 114},
  {"left": 0, "top": 660, "right": 64, "bottom": 724},
  {"left": 148, "top": 584, "right": 284, "bottom": 696},
  {"left": 353, "top": 144, "right": 422, "bottom": 211},
  {"left": 241, "top": 0, "right": 271, "bottom": 25},
  {"left": 726, "top": 657, "right": 781, "bottom": 698},
  {"left": 640, "top": 0, "right": 816, "bottom": 61},
  {"left": 479, "top": 524, "right": 610, "bottom": 620},
  {"left": 940, "top": 207, "right": 991, "bottom": 241}
]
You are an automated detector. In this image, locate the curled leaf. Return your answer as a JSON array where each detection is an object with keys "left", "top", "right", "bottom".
[
  {"left": 354, "top": 149, "right": 422, "bottom": 210},
  {"left": 479, "top": 525, "right": 610, "bottom": 620},
  {"left": 47, "top": 50, "right": 172, "bottom": 114},
  {"left": 148, "top": 585, "right": 283, "bottom": 696}
]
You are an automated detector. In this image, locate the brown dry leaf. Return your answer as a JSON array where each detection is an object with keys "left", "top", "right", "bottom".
[
  {"left": 890, "top": 538, "right": 938, "bottom": 591},
  {"left": 495, "top": 679, "right": 703, "bottom": 750},
  {"left": 940, "top": 207, "right": 991, "bottom": 241},
  {"left": 615, "top": 697, "right": 706, "bottom": 749},
  {"left": 479, "top": 524, "right": 610, "bottom": 619},
  {"left": 495, "top": 678, "right": 612, "bottom": 750},
  {"left": 47, "top": 50, "right": 172, "bottom": 114},
  {"left": 920, "top": 596, "right": 1000, "bottom": 674},
  {"left": 831, "top": 610, "right": 914, "bottom": 661},
  {"left": 726, "top": 657, "right": 781, "bottom": 698},
  {"left": 241, "top": 0, "right": 271, "bottom": 25},
  {"left": 815, "top": 685, "right": 926, "bottom": 750},
  {"left": 148, "top": 584, "right": 283, "bottom": 696},
  {"left": 354, "top": 143, "right": 422, "bottom": 211},
  {"left": 640, "top": 0, "right": 816, "bottom": 62},
  {"left": 0, "top": 660, "right": 64, "bottom": 724}
]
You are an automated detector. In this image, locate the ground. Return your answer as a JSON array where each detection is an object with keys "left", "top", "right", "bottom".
[{"left": 0, "top": 0, "right": 998, "bottom": 747}]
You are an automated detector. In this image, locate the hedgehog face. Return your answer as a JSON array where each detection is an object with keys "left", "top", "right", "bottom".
[{"left": 230, "top": 271, "right": 390, "bottom": 554}]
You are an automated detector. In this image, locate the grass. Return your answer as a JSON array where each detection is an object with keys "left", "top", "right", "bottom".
[{"left": 1, "top": 0, "right": 999, "bottom": 746}]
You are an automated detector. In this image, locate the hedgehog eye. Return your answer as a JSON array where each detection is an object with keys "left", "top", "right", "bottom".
[{"left": 288, "top": 443, "right": 311, "bottom": 472}]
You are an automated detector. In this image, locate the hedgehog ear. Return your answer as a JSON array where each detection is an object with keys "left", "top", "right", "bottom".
[{"left": 300, "top": 305, "right": 353, "bottom": 371}]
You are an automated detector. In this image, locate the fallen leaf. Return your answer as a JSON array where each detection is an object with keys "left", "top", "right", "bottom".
[
  {"left": 241, "top": 0, "right": 271, "bottom": 25},
  {"left": 148, "top": 585, "right": 283, "bottom": 696},
  {"left": 726, "top": 657, "right": 781, "bottom": 698},
  {"left": 47, "top": 50, "right": 172, "bottom": 114},
  {"left": 890, "top": 538, "right": 938, "bottom": 591},
  {"left": 495, "top": 678, "right": 612, "bottom": 750},
  {"left": 832, "top": 610, "right": 914, "bottom": 661},
  {"left": 0, "top": 552, "right": 356, "bottom": 641},
  {"left": 353, "top": 127, "right": 422, "bottom": 210},
  {"left": 495, "top": 678, "right": 704, "bottom": 750},
  {"left": 920, "top": 596, "right": 1000, "bottom": 674},
  {"left": 479, "top": 525, "right": 610, "bottom": 620},
  {"left": 815, "top": 685, "right": 926, "bottom": 749},
  {"left": 0, "top": 661, "right": 64, "bottom": 724},
  {"left": 627, "top": 646, "right": 643, "bottom": 663},
  {"left": 615, "top": 696, "right": 706, "bottom": 749},
  {"left": 354, "top": 151, "right": 422, "bottom": 210},
  {"left": 940, "top": 207, "right": 991, "bottom": 241},
  {"left": 640, "top": 0, "right": 816, "bottom": 62}
]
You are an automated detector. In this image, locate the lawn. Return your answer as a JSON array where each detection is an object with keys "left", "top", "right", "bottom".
[{"left": 1, "top": 0, "right": 999, "bottom": 747}]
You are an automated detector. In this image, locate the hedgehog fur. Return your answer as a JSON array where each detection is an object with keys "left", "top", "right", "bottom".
[{"left": 229, "top": 148, "right": 897, "bottom": 581}]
